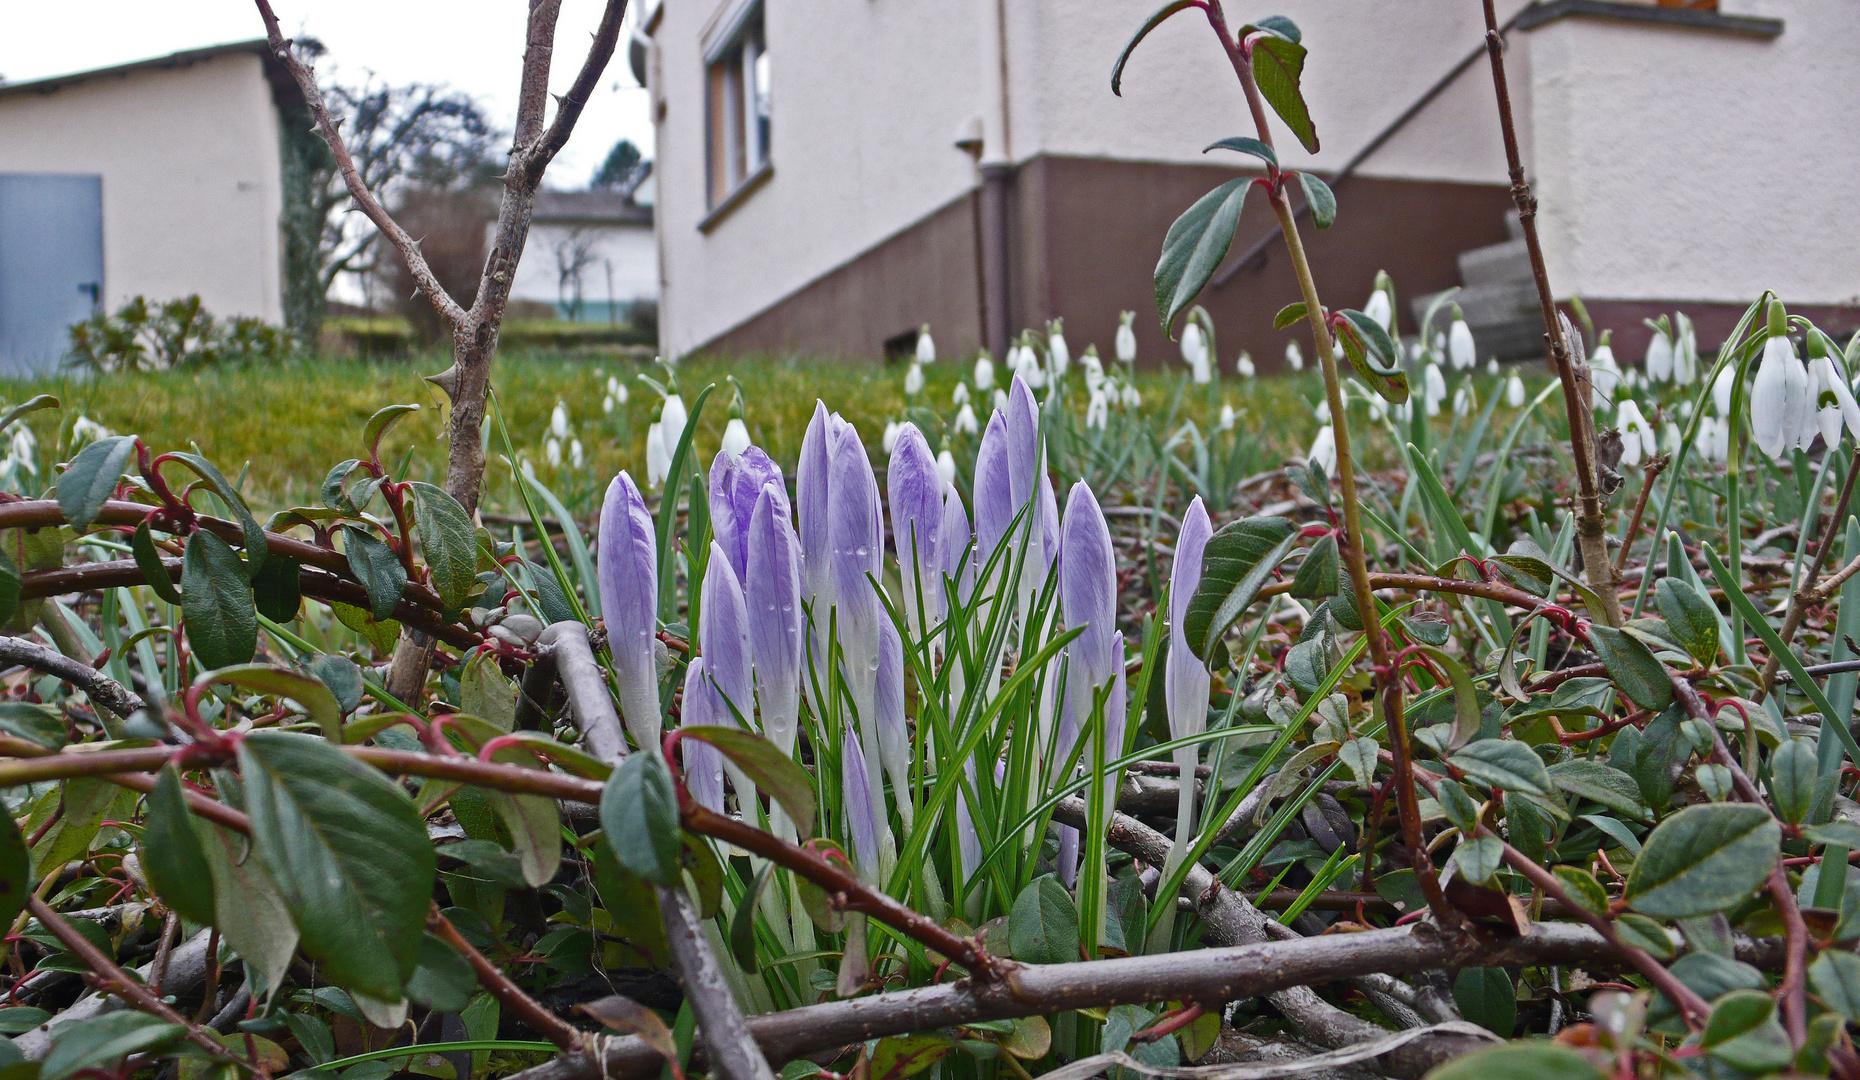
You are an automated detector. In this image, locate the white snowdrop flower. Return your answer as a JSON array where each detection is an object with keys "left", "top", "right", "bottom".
[
  {"left": 1452, "top": 385, "right": 1473, "bottom": 418},
  {"left": 603, "top": 394, "right": 616, "bottom": 415},
  {"left": 1285, "top": 340, "right": 1304, "bottom": 372},
  {"left": 645, "top": 421, "right": 670, "bottom": 486},
  {"left": 1645, "top": 331, "right": 1674, "bottom": 383},
  {"left": 1673, "top": 315, "right": 1698, "bottom": 385},
  {"left": 612, "top": 380, "right": 629, "bottom": 404},
  {"left": 1218, "top": 403, "right": 1236, "bottom": 431},
  {"left": 973, "top": 355, "right": 996, "bottom": 391},
  {"left": 1048, "top": 331, "right": 1070, "bottom": 377},
  {"left": 1235, "top": 351, "right": 1255, "bottom": 378},
  {"left": 570, "top": 438, "right": 585, "bottom": 468},
  {"left": 1590, "top": 344, "right": 1621, "bottom": 405},
  {"left": 1121, "top": 383, "right": 1142, "bottom": 409},
  {"left": 936, "top": 449, "right": 958, "bottom": 488},
  {"left": 904, "top": 362, "right": 925, "bottom": 396},
  {"left": 1086, "top": 389, "right": 1110, "bottom": 430},
  {"left": 1393, "top": 399, "right": 1413, "bottom": 425},
  {"left": 883, "top": 421, "right": 902, "bottom": 454},
  {"left": 1486, "top": 358, "right": 1500, "bottom": 377},
  {"left": 660, "top": 394, "right": 689, "bottom": 459},
  {"left": 1365, "top": 393, "right": 1386, "bottom": 424},
  {"left": 916, "top": 326, "right": 936, "bottom": 364},
  {"left": 1307, "top": 426, "right": 1337, "bottom": 476},
  {"left": 1661, "top": 421, "right": 1682, "bottom": 456},
  {"left": 1116, "top": 313, "right": 1137, "bottom": 363},
  {"left": 1615, "top": 399, "right": 1656, "bottom": 467},
  {"left": 1363, "top": 289, "right": 1393, "bottom": 335},
  {"left": 1448, "top": 319, "right": 1476, "bottom": 370},
  {"left": 1749, "top": 335, "right": 1815, "bottom": 459},
  {"left": 1081, "top": 353, "right": 1105, "bottom": 392},
  {"left": 1423, "top": 363, "right": 1447, "bottom": 417},
  {"left": 545, "top": 437, "right": 562, "bottom": 467},
  {"left": 993, "top": 389, "right": 1009, "bottom": 413},
  {"left": 606, "top": 375, "right": 621, "bottom": 398},
  {"left": 1708, "top": 417, "right": 1731, "bottom": 463},
  {"left": 1678, "top": 399, "right": 1694, "bottom": 420},
  {"left": 953, "top": 402, "right": 979, "bottom": 435},
  {"left": 1811, "top": 353, "right": 1860, "bottom": 449},
  {"left": 550, "top": 401, "right": 570, "bottom": 440},
  {"left": 521, "top": 457, "right": 537, "bottom": 480},
  {"left": 1313, "top": 400, "right": 1331, "bottom": 424},
  {"left": 951, "top": 382, "right": 971, "bottom": 407},
  {"left": 1505, "top": 374, "right": 1526, "bottom": 408},
  {"left": 1189, "top": 353, "right": 1212, "bottom": 385},
  {"left": 1021, "top": 358, "right": 1047, "bottom": 390},
  {"left": 1180, "top": 321, "right": 1206, "bottom": 372},
  {"left": 722, "top": 417, "right": 751, "bottom": 457},
  {"left": 1712, "top": 364, "right": 1736, "bottom": 416}
]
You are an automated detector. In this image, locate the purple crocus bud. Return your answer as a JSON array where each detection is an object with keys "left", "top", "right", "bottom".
[
  {"left": 973, "top": 411, "right": 1012, "bottom": 560},
  {"left": 1055, "top": 481, "right": 1127, "bottom": 887},
  {"left": 598, "top": 472, "right": 662, "bottom": 751},
  {"left": 680, "top": 656, "right": 725, "bottom": 813},
  {"left": 827, "top": 419, "right": 895, "bottom": 862},
  {"left": 699, "top": 541, "right": 753, "bottom": 726},
  {"left": 796, "top": 401, "right": 834, "bottom": 610},
  {"left": 888, "top": 422, "right": 943, "bottom": 641},
  {"left": 938, "top": 488, "right": 974, "bottom": 606},
  {"left": 840, "top": 717, "right": 882, "bottom": 881},
  {"left": 1167, "top": 498, "right": 1213, "bottom": 746},
  {"left": 746, "top": 482, "right": 803, "bottom": 756},
  {"left": 1038, "top": 474, "right": 1060, "bottom": 575},
  {"left": 1004, "top": 375, "right": 1041, "bottom": 517},
  {"left": 876, "top": 617, "right": 913, "bottom": 829},
  {"left": 708, "top": 445, "right": 786, "bottom": 586}
]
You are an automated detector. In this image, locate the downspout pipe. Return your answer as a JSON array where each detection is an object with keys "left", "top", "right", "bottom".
[{"left": 976, "top": 0, "right": 1012, "bottom": 361}]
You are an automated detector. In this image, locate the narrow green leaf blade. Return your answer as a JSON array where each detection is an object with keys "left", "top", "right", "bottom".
[
  {"left": 1251, "top": 35, "right": 1318, "bottom": 153},
  {"left": 1202, "top": 136, "right": 1277, "bottom": 168},
  {"left": 1297, "top": 171, "right": 1336, "bottom": 229},
  {"left": 1110, "top": 0, "right": 1203, "bottom": 95},
  {"left": 678, "top": 726, "right": 816, "bottom": 840}
]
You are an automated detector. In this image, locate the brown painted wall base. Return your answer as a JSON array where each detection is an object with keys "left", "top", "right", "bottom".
[{"left": 691, "top": 155, "right": 1520, "bottom": 369}]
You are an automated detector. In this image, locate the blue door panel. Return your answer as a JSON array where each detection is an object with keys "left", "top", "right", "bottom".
[{"left": 0, "top": 174, "right": 104, "bottom": 377}]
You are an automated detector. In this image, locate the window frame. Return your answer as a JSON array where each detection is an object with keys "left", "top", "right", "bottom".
[{"left": 701, "top": 1, "right": 770, "bottom": 222}]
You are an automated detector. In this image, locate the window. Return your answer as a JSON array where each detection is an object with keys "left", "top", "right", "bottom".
[{"left": 705, "top": 6, "right": 770, "bottom": 210}]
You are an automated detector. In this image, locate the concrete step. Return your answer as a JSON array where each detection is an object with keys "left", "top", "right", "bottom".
[
  {"left": 1411, "top": 280, "right": 1545, "bottom": 362},
  {"left": 1457, "top": 238, "right": 1531, "bottom": 288}
]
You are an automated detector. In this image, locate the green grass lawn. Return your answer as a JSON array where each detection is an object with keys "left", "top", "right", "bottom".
[{"left": 6, "top": 353, "right": 1337, "bottom": 517}]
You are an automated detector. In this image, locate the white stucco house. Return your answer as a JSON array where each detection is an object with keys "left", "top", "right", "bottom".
[
  {"left": 505, "top": 187, "right": 658, "bottom": 323},
  {"left": 642, "top": 0, "right": 1859, "bottom": 368},
  {"left": 0, "top": 41, "right": 303, "bottom": 376}
]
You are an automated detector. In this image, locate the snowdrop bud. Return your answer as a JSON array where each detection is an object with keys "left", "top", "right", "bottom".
[
  {"left": 1750, "top": 335, "right": 1813, "bottom": 460},
  {"left": 994, "top": 388, "right": 1009, "bottom": 413},
  {"left": 882, "top": 421, "right": 902, "bottom": 454},
  {"left": 1645, "top": 332, "right": 1674, "bottom": 383},
  {"left": 1506, "top": 374, "right": 1526, "bottom": 408},
  {"left": 936, "top": 449, "right": 957, "bottom": 488},
  {"left": 680, "top": 658, "right": 724, "bottom": 812},
  {"left": 551, "top": 401, "right": 570, "bottom": 440},
  {"left": 521, "top": 458, "right": 536, "bottom": 479},
  {"left": 659, "top": 394, "right": 689, "bottom": 460},
  {"left": 1121, "top": 383, "right": 1142, "bottom": 409},
  {"left": 1086, "top": 388, "right": 1109, "bottom": 430},
  {"left": 1081, "top": 351, "right": 1105, "bottom": 391},
  {"left": 1313, "top": 400, "right": 1331, "bottom": 425},
  {"left": 973, "top": 355, "right": 996, "bottom": 391},
  {"left": 951, "top": 381, "right": 970, "bottom": 406},
  {"left": 1711, "top": 364, "right": 1736, "bottom": 416},
  {"left": 1661, "top": 421, "right": 1682, "bottom": 456},
  {"left": 645, "top": 423, "right": 670, "bottom": 486},
  {"left": 1190, "top": 354, "right": 1212, "bottom": 385},
  {"left": 607, "top": 375, "right": 621, "bottom": 397},
  {"left": 1235, "top": 351, "right": 1254, "bottom": 378},
  {"left": 1423, "top": 364, "right": 1447, "bottom": 416},
  {"left": 1285, "top": 340, "right": 1304, "bottom": 371},
  {"left": 598, "top": 472, "right": 661, "bottom": 749},
  {"left": 1363, "top": 289, "right": 1393, "bottom": 335},
  {"left": 614, "top": 381, "right": 628, "bottom": 404},
  {"left": 1486, "top": 358, "right": 1500, "bottom": 377},
  {"left": 1048, "top": 327, "right": 1070, "bottom": 377},
  {"left": 953, "top": 401, "right": 979, "bottom": 435},
  {"left": 709, "top": 444, "right": 785, "bottom": 584},
  {"left": 1451, "top": 385, "right": 1472, "bottom": 418},
  {"left": 1218, "top": 403, "right": 1236, "bottom": 431},
  {"left": 1180, "top": 322, "right": 1205, "bottom": 370},
  {"left": 1116, "top": 313, "right": 1138, "bottom": 364},
  {"left": 721, "top": 417, "right": 751, "bottom": 458},
  {"left": 1448, "top": 319, "right": 1475, "bottom": 371},
  {"left": 904, "top": 362, "right": 925, "bottom": 397},
  {"left": 889, "top": 423, "right": 943, "bottom": 639},
  {"left": 916, "top": 325, "right": 936, "bottom": 364},
  {"left": 746, "top": 483, "right": 804, "bottom": 754},
  {"left": 603, "top": 395, "right": 616, "bottom": 415},
  {"left": 1307, "top": 426, "right": 1337, "bottom": 476},
  {"left": 570, "top": 439, "right": 585, "bottom": 468},
  {"left": 1615, "top": 399, "right": 1655, "bottom": 467},
  {"left": 545, "top": 437, "right": 562, "bottom": 467},
  {"left": 1591, "top": 344, "right": 1620, "bottom": 404}
]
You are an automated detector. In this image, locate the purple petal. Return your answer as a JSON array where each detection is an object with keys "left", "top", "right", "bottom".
[
  {"left": 680, "top": 656, "right": 725, "bottom": 813},
  {"left": 796, "top": 401, "right": 834, "bottom": 604},
  {"left": 888, "top": 422, "right": 942, "bottom": 637},
  {"left": 708, "top": 445, "right": 786, "bottom": 585},
  {"left": 876, "top": 617, "right": 912, "bottom": 827},
  {"left": 828, "top": 419, "right": 884, "bottom": 646},
  {"left": 1167, "top": 498, "right": 1213, "bottom": 741},
  {"left": 699, "top": 541, "right": 753, "bottom": 726},
  {"left": 937, "top": 489, "right": 974, "bottom": 604},
  {"left": 1005, "top": 375, "right": 1041, "bottom": 516},
  {"left": 840, "top": 717, "right": 881, "bottom": 877},
  {"left": 599, "top": 472, "right": 661, "bottom": 749},
  {"left": 746, "top": 482, "right": 803, "bottom": 752},
  {"left": 973, "top": 411, "right": 1012, "bottom": 558},
  {"left": 1038, "top": 474, "right": 1060, "bottom": 573},
  {"left": 1059, "top": 481, "right": 1119, "bottom": 689}
]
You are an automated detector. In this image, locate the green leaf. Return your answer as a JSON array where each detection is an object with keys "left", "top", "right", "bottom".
[
  {"left": 1418, "top": 645, "right": 1481, "bottom": 752},
  {"left": 870, "top": 1034, "right": 955, "bottom": 1080},
  {"left": 363, "top": 404, "right": 421, "bottom": 461},
  {"left": 1699, "top": 989, "right": 1792, "bottom": 1072},
  {"left": 1273, "top": 302, "right": 1309, "bottom": 330},
  {"left": 731, "top": 864, "right": 774, "bottom": 973},
  {"left": 303, "top": 653, "right": 365, "bottom": 716},
  {"left": 196, "top": 817, "right": 298, "bottom": 1001},
  {"left": 1183, "top": 516, "right": 1297, "bottom": 663},
  {"left": 1240, "top": 15, "right": 1301, "bottom": 42},
  {"left": 1809, "top": 949, "right": 1860, "bottom": 1021},
  {"left": 591, "top": 840, "right": 671, "bottom": 967},
  {"left": 1452, "top": 967, "right": 1515, "bottom": 1036},
  {"left": 163, "top": 452, "right": 267, "bottom": 577},
  {"left": 1455, "top": 833, "right": 1502, "bottom": 884},
  {"left": 443, "top": 715, "right": 560, "bottom": 889},
  {"left": 1202, "top": 136, "right": 1277, "bottom": 168},
  {"left": 1654, "top": 577, "right": 1719, "bottom": 666},
  {"left": 1552, "top": 865, "right": 1608, "bottom": 918},
  {"left": 1614, "top": 913, "right": 1674, "bottom": 958},
  {"left": 0, "top": 544, "right": 18, "bottom": 630},
  {"left": 1586, "top": 625, "right": 1672, "bottom": 710},
  {"left": 56, "top": 434, "right": 136, "bottom": 532},
  {"left": 1155, "top": 178, "right": 1257, "bottom": 333},
  {"left": 0, "top": 395, "right": 58, "bottom": 435},
  {"left": 0, "top": 800, "right": 29, "bottom": 933},
  {"left": 131, "top": 521, "right": 182, "bottom": 604},
  {"left": 1338, "top": 310, "right": 1409, "bottom": 404},
  {"left": 1110, "top": 1, "right": 1204, "bottom": 95},
  {"left": 181, "top": 530, "right": 257, "bottom": 670},
  {"left": 140, "top": 766, "right": 216, "bottom": 925},
  {"left": 1435, "top": 778, "right": 1479, "bottom": 833},
  {"left": 198, "top": 664, "right": 342, "bottom": 741},
  {"left": 678, "top": 727, "right": 815, "bottom": 840},
  {"left": 1808, "top": 820, "right": 1860, "bottom": 849},
  {"left": 0, "top": 702, "right": 64, "bottom": 750},
  {"left": 1297, "top": 172, "right": 1336, "bottom": 229},
  {"left": 250, "top": 555, "right": 302, "bottom": 623},
  {"left": 1422, "top": 1044, "right": 1605, "bottom": 1080},
  {"left": 1450, "top": 740, "right": 1552, "bottom": 797},
  {"left": 332, "top": 601, "right": 400, "bottom": 655},
  {"left": 1766, "top": 738, "right": 1816, "bottom": 825},
  {"left": 600, "top": 753, "right": 682, "bottom": 886},
  {"left": 1547, "top": 759, "right": 1648, "bottom": 821},
  {"left": 30, "top": 778, "right": 116, "bottom": 877},
  {"left": 1009, "top": 875, "right": 1078, "bottom": 964},
  {"left": 322, "top": 459, "right": 372, "bottom": 515},
  {"left": 1625, "top": 803, "right": 1781, "bottom": 918},
  {"left": 458, "top": 652, "right": 518, "bottom": 734},
  {"left": 408, "top": 482, "right": 478, "bottom": 611},
  {"left": 1289, "top": 534, "right": 1338, "bottom": 599},
  {"left": 239, "top": 731, "right": 436, "bottom": 1001},
  {"left": 404, "top": 933, "right": 475, "bottom": 1013},
  {"left": 1250, "top": 34, "right": 1317, "bottom": 153},
  {"left": 343, "top": 526, "right": 407, "bottom": 622},
  {"left": 1339, "top": 737, "right": 1378, "bottom": 788},
  {"left": 42, "top": 1011, "right": 185, "bottom": 1080}
]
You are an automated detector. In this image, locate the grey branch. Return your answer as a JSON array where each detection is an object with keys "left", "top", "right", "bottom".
[
  {"left": 0, "top": 635, "right": 145, "bottom": 719},
  {"left": 14, "top": 929, "right": 213, "bottom": 1059},
  {"left": 531, "top": 622, "right": 629, "bottom": 764}
]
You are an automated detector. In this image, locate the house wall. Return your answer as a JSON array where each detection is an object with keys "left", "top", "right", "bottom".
[
  {"left": 0, "top": 50, "right": 285, "bottom": 322},
  {"left": 1521, "top": 0, "right": 1860, "bottom": 356},
  {"left": 510, "top": 221, "right": 660, "bottom": 319}
]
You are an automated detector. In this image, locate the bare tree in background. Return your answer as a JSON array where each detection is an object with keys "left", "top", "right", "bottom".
[
  {"left": 255, "top": 0, "right": 632, "bottom": 700},
  {"left": 554, "top": 228, "right": 600, "bottom": 322}
]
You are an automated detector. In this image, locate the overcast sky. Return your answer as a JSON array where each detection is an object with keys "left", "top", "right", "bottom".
[{"left": 0, "top": 1, "right": 654, "bottom": 188}]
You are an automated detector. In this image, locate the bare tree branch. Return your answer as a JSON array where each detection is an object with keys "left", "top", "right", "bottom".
[{"left": 0, "top": 635, "right": 144, "bottom": 719}]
